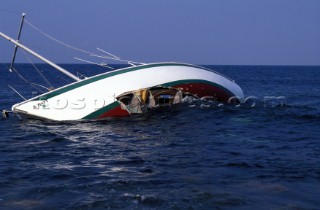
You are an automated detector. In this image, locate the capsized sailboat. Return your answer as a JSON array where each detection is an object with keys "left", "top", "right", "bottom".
[{"left": 0, "top": 17, "right": 244, "bottom": 121}]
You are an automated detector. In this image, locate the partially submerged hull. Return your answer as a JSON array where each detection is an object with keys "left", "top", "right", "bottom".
[
  {"left": 12, "top": 63, "right": 244, "bottom": 121},
  {"left": 1, "top": 17, "right": 244, "bottom": 122}
]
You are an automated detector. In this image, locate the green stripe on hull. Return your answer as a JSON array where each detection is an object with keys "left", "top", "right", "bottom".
[
  {"left": 35, "top": 63, "right": 208, "bottom": 101},
  {"left": 82, "top": 79, "right": 235, "bottom": 120},
  {"left": 82, "top": 101, "right": 120, "bottom": 120}
]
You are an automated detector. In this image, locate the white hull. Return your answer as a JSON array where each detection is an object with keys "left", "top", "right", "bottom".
[{"left": 12, "top": 63, "right": 244, "bottom": 121}]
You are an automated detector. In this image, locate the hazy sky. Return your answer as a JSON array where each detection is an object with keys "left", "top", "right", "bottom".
[{"left": 0, "top": 0, "right": 319, "bottom": 65}]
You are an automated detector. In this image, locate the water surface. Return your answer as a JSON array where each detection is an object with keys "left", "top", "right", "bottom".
[{"left": 0, "top": 64, "right": 319, "bottom": 209}]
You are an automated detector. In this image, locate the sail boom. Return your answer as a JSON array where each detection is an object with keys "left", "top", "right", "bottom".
[{"left": 0, "top": 31, "right": 80, "bottom": 81}]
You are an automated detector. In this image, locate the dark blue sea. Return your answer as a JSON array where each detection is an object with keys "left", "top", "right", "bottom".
[{"left": 0, "top": 64, "right": 319, "bottom": 210}]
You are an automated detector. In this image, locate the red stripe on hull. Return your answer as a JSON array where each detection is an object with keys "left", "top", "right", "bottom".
[
  {"left": 173, "top": 83, "right": 233, "bottom": 102},
  {"left": 97, "top": 105, "right": 130, "bottom": 119}
]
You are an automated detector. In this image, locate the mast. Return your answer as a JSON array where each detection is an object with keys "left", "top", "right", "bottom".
[
  {"left": 9, "top": 13, "right": 26, "bottom": 72},
  {"left": 0, "top": 31, "right": 80, "bottom": 81}
]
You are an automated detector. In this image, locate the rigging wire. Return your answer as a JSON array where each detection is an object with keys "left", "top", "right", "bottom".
[
  {"left": 8, "top": 85, "right": 26, "bottom": 100},
  {"left": 24, "top": 19, "right": 96, "bottom": 55},
  {"left": 9, "top": 66, "right": 44, "bottom": 93},
  {"left": 2, "top": 16, "right": 147, "bottom": 100},
  {"left": 20, "top": 49, "right": 54, "bottom": 89},
  {"left": 74, "top": 57, "right": 114, "bottom": 69},
  {"left": 1, "top": 58, "right": 46, "bottom": 93},
  {"left": 10, "top": 67, "right": 46, "bottom": 93},
  {"left": 95, "top": 47, "right": 145, "bottom": 65},
  {"left": 24, "top": 19, "right": 144, "bottom": 66},
  {"left": 96, "top": 48, "right": 120, "bottom": 59}
]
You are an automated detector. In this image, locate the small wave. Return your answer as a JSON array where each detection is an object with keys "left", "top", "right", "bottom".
[
  {"left": 122, "top": 193, "right": 164, "bottom": 206},
  {"left": 39, "top": 136, "right": 73, "bottom": 145}
]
